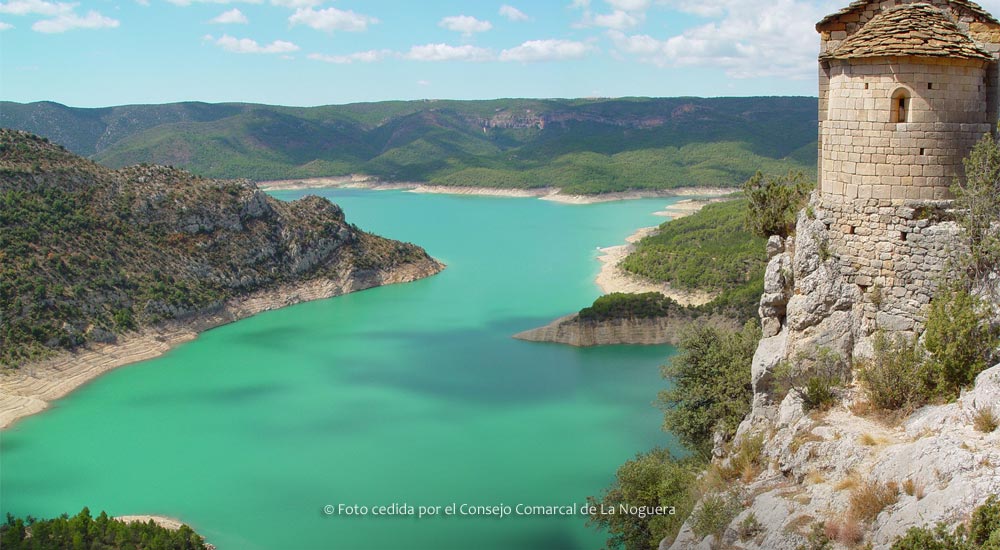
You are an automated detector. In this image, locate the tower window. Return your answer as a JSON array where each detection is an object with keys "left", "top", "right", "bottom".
[
  {"left": 891, "top": 88, "right": 910, "bottom": 124},
  {"left": 927, "top": 82, "right": 933, "bottom": 90}
]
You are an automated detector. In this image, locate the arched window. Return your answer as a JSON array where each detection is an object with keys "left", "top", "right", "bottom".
[{"left": 891, "top": 88, "right": 910, "bottom": 123}]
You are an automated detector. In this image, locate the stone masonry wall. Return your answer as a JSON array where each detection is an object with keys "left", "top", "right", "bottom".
[
  {"left": 813, "top": 196, "right": 961, "bottom": 336},
  {"left": 758, "top": 195, "right": 961, "bottom": 372},
  {"left": 821, "top": 58, "right": 990, "bottom": 201}
]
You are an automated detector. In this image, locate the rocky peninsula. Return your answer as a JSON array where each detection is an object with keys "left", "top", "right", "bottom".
[{"left": 0, "top": 130, "right": 444, "bottom": 429}]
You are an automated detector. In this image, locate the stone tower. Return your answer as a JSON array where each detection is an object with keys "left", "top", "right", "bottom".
[
  {"left": 817, "top": 1, "right": 1000, "bottom": 201},
  {"left": 757, "top": 2, "right": 1000, "bottom": 351}
]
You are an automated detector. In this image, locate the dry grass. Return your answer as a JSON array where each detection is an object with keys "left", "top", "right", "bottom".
[
  {"left": 849, "top": 480, "right": 899, "bottom": 522},
  {"left": 859, "top": 433, "right": 887, "bottom": 446},
  {"left": 972, "top": 407, "right": 998, "bottom": 433},
  {"left": 790, "top": 431, "right": 824, "bottom": 454},
  {"left": 784, "top": 514, "right": 814, "bottom": 534},
  {"left": 719, "top": 434, "right": 765, "bottom": 483},
  {"left": 805, "top": 470, "right": 826, "bottom": 485},
  {"left": 825, "top": 517, "right": 864, "bottom": 546},
  {"left": 902, "top": 478, "right": 925, "bottom": 500},
  {"left": 834, "top": 474, "right": 860, "bottom": 492}
]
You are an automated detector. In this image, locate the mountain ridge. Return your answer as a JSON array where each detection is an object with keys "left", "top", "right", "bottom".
[{"left": 1, "top": 97, "right": 818, "bottom": 194}]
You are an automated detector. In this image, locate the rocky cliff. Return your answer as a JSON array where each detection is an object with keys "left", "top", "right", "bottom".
[
  {"left": 665, "top": 194, "right": 999, "bottom": 549},
  {"left": 0, "top": 129, "right": 444, "bottom": 368}
]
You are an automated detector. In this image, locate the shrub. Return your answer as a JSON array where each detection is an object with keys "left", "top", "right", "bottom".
[
  {"left": 796, "top": 521, "right": 833, "bottom": 550},
  {"left": 891, "top": 495, "right": 1000, "bottom": 550},
  {"left": 953, "top": 131, "right": 1000, "bottom": 291},
  {"left": 742, "top": 170, "right": 813, "bottom": 239},
  {"left": 858, "top": 331, "right": 927, "bottom": 411},
  {"left": 923, "top": 288, "right": 999, "bottom": 399},
  {"left": 737, "top": 513, "right": 764, "bottom": 542},
  {"left": 691, "top": 493, "right": 741, "bottom": 538},
  {"left": 659, "top": 320, "right": 760, "bottom": 457},
  {"left": 849, "top": 480, "right": 899, "bottom": 523},
  {"left": 587, "top": 448, "right": 701, "bottom": 550},
  {"left": 774, "top": 348, "right": 847, "bottom": 412}
]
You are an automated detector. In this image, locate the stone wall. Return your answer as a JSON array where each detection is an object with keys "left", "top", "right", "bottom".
[
  {"left": 814, "top": 196, "right": 961, "bottom": 335},
  {"left": 758, "top": 195, "right": 961, "bottom": 369},
  {"left": 821, "top": 58, "right": 990, "bottom": 201}
]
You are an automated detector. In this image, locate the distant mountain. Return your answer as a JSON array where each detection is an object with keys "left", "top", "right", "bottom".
[
  {"left": 0, "top": 97, "right": 818, "bottom": 194},
  {"left": 0, "top": 129, "right": 442, "bottom": 367}
]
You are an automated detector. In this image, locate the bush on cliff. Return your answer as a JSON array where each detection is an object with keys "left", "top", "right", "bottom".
[
  {"left": 858, "top": 331, "right": 927, "bottom": 411},
  {"left": 586, "top": 448, "right": 701, "bottom": 550},
  {"left": 659, "top": 320, "right": 760, "bottom": 457},
  {"left": 923, "top": 288, "right": 999, "bottom": 399},
  {"left": 741, "top": 170, "right": 812, "bottom": 239},
  {"left": 953, "top": 131, "right": 1000, "bottom": 292},
  {"left": 891, "top": 495, "right": 1000, "bottom": 550}
]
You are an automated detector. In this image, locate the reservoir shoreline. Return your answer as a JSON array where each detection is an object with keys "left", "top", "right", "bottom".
[
  {"left": 595, "top": 198, "right": 727, "bottom": 304},
  {"left": 257, "top": 176, "right": 735, "bottom": 204},
  {"left": 0, "top": 260, "right": 443, "bottom": 431}
]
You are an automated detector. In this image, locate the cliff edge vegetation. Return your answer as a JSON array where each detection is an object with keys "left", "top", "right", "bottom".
[{"left": 0, "top": 129, "right": 442, "bottom": 369}]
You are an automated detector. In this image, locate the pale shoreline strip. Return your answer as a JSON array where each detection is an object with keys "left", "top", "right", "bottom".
[
  {"left": 257, "top": 176, "right": 736, "bottom": 204},
  {"left": 0, "top": 261, "right": 443, "bottom": 430},
  {"left": 115, "top": 515, "right": 186, "bottom": 531},
  {"left": 594, "top": 198, "right": 729, "bottom": 306}
]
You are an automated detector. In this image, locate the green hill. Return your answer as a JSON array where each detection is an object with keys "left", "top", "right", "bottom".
[
  {"left": 1, "top": 97, "right": 818, "bottom": 194},
  {"left": 0, "top": 130, "right": 440, "bottom": 368}
]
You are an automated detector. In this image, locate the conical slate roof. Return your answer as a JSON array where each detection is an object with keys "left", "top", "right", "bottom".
[
  {"left": 817, "top": 0, "right": 999, "bottom": 28},
  {"left": 821, "top": 3, "right": 993, "bottom": 60}
]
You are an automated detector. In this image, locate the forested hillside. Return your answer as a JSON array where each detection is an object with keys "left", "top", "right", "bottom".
[
  {"left": 1, "top": 97, "right": 818, "bottom": 194},
  {"left": 0, "top": 130, "right": 440, "bottom": 367}
]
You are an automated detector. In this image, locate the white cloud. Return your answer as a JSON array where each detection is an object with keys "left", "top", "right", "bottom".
[
  {"left": 0, "top": 0, "right": 73, "bottom": 16},
  {"left": 571, "top": 0, "right": 590, "bottom": 8},
  {"left": 404, "top": 43, "right": 493, "bottom": 62},
  {"left": 288, "top": 6, "right": 377, "bottom": 32},
  {"left": 499, "top": 5, "right": 529, "bottom": 22},
  {"left": 270, "top": 0, "right": 321, "bottom": 6},
  {"left": 605, "top": 0, "right": 650, "bottom": 11},
  {"left": 439, "top": 15, "right": 492, "bottom": 36},
  {"left": 168, "top": 0, "right": 260, "bottom": 5},
  {"left": 211, "top": 8, "right": 247, "bottom": 23},
  {"left": 0, "top": 20, "right": 11, "bottom": 29},
  {"left": 499, "top": 39, "right": 592, "bottom": 62},
  {"left": 215, "top": 34, "right": 298, "bottom": 53},
  {"left": 608, "top": 0, "right": 837, "bottom": 79},
  {"left": 32, "top": 10, "right": 118, "bottom": 32},
  {"left": 417, "top": 79, "right": 430, "bottom": 86},
  {"left": 308, "top": 49, "right": 390, "bottom": 63},
  {"left": 591, "top": 9, "right": 641, "bottom": 29}
]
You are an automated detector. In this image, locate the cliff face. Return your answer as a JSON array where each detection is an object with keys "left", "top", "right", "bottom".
[
  {"left": 0, "top": 130, "right": 443, "bottom": 368},
  {"left": 513, "top": 313, "right": 740, "bottom": 347},
  {"left": 666, "top": 195, "right": 1000, "bottom": 550}
]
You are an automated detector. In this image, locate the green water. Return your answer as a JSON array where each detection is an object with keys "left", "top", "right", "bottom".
[{"left": 1, "top": 189, "right": 685, "bottom": 550}]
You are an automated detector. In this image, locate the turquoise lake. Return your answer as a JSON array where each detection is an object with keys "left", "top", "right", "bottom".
[{"left": 0, "top": 189, "right": 686, "bottom": 549}]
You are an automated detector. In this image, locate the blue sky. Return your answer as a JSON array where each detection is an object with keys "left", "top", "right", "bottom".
[{"left": 2, "top": 0, "right": 1000, "bottom": 107}]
